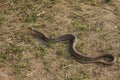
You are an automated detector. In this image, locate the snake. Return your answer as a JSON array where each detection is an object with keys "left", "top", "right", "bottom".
[{"left": 28, "top": 27, "right": 115, "bottom": 65}]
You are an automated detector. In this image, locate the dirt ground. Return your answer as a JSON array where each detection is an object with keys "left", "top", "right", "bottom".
[{"left": 0, "top": 0, "right": 120, "bottom": 80}]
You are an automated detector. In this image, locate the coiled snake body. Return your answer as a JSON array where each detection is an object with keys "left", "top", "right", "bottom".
[{"left": 28, "top": 27, "right": 115, "bottom": 65}]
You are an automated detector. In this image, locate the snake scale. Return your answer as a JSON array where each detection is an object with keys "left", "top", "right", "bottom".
[{"left": 28, "top": 27, "right": 115, "bottom": 65}]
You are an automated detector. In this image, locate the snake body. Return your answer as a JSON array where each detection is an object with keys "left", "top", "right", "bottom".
[{"left": 28, "top": 27, "right": 115, "bottom": 65}]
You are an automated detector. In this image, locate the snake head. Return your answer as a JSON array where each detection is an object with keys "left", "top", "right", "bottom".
[
  {"left": 27, "top": 27, "right": 48, "bottom": 41},
  {"left": 28, "top": 27, "right": 40, "bottom": 36}
]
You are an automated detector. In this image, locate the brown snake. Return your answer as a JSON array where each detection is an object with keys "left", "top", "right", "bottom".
[{"left": 28, "top": 27, "right": 115, "bottom": 65}]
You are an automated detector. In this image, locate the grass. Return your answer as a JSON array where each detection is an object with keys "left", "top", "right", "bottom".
[
  {"left": 35, "top": 46, "right": 47, "bottom": 58},
  {"left": 24, "top": 13, "right": 38, "bottom": 23},
  {"left": 0, "top": 0, "right": 119, "bottom": 80},
  {"left": 59, "top": 61, "right": 70, "bottom": 69},
  {"left": 0, "top": 13, "right": 4, "bottom": 24},
  {"left": 65, "top": 71, "right": 89, "bottom": 80},
  {"left": 13, "top": 60, "right": 31, "bottom": 80},
  {"left": 72, "top": 21, "right": 89, "bottom": 31},
  {"left": 0, "top": 44, "right": 24, "bottom": 62},
  {"left": 0, "top": 51, "right": 10, "bottom": 62}
]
